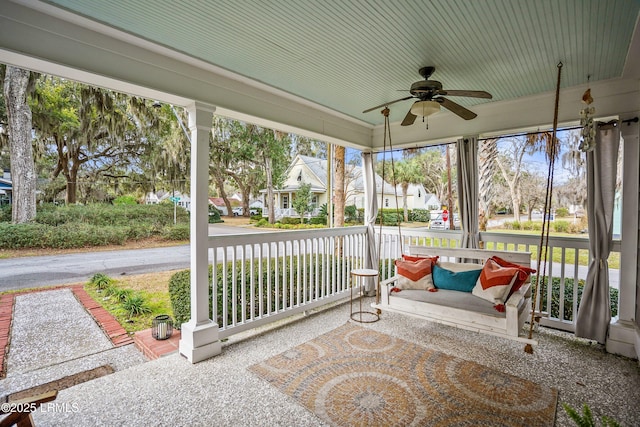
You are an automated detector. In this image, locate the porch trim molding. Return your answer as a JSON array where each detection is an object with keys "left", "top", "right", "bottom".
[
  {"left": 179, "top": 102, "right": 221, "bottom": 363},
  {"left": 607, "top": 112, "right": 640, "bottom": 360}
]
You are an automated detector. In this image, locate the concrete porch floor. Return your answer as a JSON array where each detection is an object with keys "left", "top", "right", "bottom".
[{"left": 23, "top": 297, "right": 640, "bottom": 427}]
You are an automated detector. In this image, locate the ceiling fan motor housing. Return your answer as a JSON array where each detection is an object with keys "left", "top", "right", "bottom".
[{"left": 410, "top": 80, "right": 442, "bottom": 99}]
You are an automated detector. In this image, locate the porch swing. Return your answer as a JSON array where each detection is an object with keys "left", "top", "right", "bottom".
[{"left": 371, "top": 63, "right": 565, "bottom": 351}]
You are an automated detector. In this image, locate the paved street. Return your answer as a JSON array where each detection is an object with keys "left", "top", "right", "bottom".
[
  {"left": 0, "top": 223, "right": 260, "bottom": 292},
  {"left": 0, "top": 222, "right": 619, "bottom": 291}
]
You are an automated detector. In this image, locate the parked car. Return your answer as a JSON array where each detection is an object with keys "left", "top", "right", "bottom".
[
  {"left": 429, "top": 219, "right": 446, "bottom": 230},
  {"left": 429, "top": 214, "right": 460, "bottom": 230},
  {"left": 232, "top": 207, "right": 258, "bottom": 216}
]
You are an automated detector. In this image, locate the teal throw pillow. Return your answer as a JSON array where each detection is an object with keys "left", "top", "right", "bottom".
[{"left": 432, "top": 264, "right": 482, "bottom": 292}]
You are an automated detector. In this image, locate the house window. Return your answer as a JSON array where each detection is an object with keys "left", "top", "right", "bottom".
[
  {"left": 418, "top": 189, "right": 421, "bottom": 197},
  {"left": 385, "top": 198, "right": 389, "bottom": 207},
  {"left": 297, "top": 171, "right": 302, "bottom": 181},
  {"left": 311, "top": 195, "right": 318, "bottom": 208},
  {"left": 283, "top": 195, "right": 289, "bottom": 209}
]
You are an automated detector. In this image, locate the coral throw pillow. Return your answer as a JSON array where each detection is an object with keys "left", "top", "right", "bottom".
[
  {"left": 394, "top": 258, "right": 435, "bottom": 290},
  {"left": 402, "top": 254, "right": 439, "bottom": 264},
  {"left": 472, "top": 258, "right": 521, "bottom": 311},
  {"left": 490, "top": 256, "right": 536, "bottom": 293}
]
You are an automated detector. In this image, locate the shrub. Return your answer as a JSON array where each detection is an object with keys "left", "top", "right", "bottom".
[
  {"left": 503, "top": 221, "right": 521, "bottom": 230},
  {"left": 121, "top": 294, "right": 152, "bottom": 317},
  {"left": 520, "top": 221, "right": 541, "bottom": 231},
  {"left": 552, "top": 220, "right": 570, "bottom": 233},
  {"left": 410, "top": 209, "right": 430, "bottom": 222},
  {"left": 567, "top": 222, "right": 586, "bottom": 234},
  {"left": 168, "top": 267, "right": 214, "bottom": 329},
  {"left": 532, "top": 276, "right": 618, "bottom": 320},
  {"left": 113, "top": 195, "right": 138, "bottom": 205},
  {"left": 255, "top": 218, "right": 269, "bottom": 227},
  {"left": 309, "top": 216, "right": 326, "bottom": 225},
  {"left": 208, "top": 205, "right": 223, "bottom": 223},
  {"left": 89, "top": 273, "right": 114, "bottom": 290},
  {"left": 375, "top": 210, "right": 401, "bottom": 226},
  {"left": 126, "top": 224, "right": 155, "bottom": 240},
  {"left": 555, "top": 207, "right": 570, "bottom": 217},
  {"left": 44, "top": 224, "right": 128, "bottom": 248},
  {"left": 0, "top": 223, "right": 50, "bottom": 248},
  {"left": 280, "top": 217, "right": 301, "bottom": 225},
  {"left": 0, "top": 205, "right": 11, "bottom": 222},
  {"left": 170, "top": 257, "right": 349, "bottom": 328},
  {"left": 161, "top": 224, "right": 190, "bottom": 240},
  {"left": 35, "top": 203, "right": 189, "bottom": 227},
  {"left": 344, "top": 205, "right": 359, "bottom": 222}
]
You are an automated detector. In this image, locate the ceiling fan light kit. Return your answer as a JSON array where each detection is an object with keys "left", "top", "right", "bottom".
[{"left": 410, "top": 100, "right": 440, "bottom": 117}]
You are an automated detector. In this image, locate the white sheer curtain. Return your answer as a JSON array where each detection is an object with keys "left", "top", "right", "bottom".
[
  {"left": 456, "top": 136, "right": 479, "bottom": 249},
  {"left": 575, "top": 122, "right": 620, "bottom": 343},
  {"left": 362, "top": 152, "right": 379, "bottom": 295}
]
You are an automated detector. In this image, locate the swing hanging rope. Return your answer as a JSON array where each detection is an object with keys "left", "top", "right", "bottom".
[
  {"left": 377, "top": 107, "right": 405, "bottom": 267},
  {"left": 524, "top": 61, "right": 563, "bottom": 353}
]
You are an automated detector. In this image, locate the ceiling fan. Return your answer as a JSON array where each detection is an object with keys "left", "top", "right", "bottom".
[{"left": 363, "top": 66, "right": 492, "bottom": 125}]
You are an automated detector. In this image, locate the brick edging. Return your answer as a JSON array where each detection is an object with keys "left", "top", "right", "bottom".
[
  {"left": 0, "top": 294, "right": 15, "bottom": 379},
  {"left": 69, "top": 285, "right": 134, "bottom": 347}
]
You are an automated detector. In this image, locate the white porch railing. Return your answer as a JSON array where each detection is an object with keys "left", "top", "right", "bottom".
[
  {"left": 207, "top": 225, "right": 620, "bottom": 340},
  {"left": 208, "top": 226, "right": 368, "bottom": 339},
  {"left": 377, "top": 227, "right": 621, "bottom": 333}
]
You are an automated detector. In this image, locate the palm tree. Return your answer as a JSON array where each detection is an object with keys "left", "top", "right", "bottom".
[
  {"left": 478, "top": 138, "right": 498, "bottom": 230},
  {"left": 380, "top": 157, "right": 422, "bottom": 222}
]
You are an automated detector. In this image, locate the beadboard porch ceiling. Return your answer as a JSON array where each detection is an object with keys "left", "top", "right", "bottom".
[{"left": 1, "top": 0, "right": 640, "bottom": 149}]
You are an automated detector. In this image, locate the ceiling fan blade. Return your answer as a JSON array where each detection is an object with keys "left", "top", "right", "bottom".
[
  {"left": 439, "top": 97, "right": 477, "bottom": 120},
  {"left": 401, "top": 108, "right": 417, "bottom": 126},
  {"left": 437, "top": 89, "right": 492, "bottom": 99},
  {"left": 362, "top": 96, "right": 414, "bottom": 113}
]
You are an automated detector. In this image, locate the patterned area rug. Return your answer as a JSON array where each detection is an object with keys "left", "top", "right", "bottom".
[{"left": 249, "top": 322, "right": 557, "bottom": 426}]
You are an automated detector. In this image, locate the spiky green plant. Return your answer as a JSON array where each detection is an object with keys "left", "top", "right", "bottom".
[
  {"left": 563, "top": 403, "right": 620, "bottom": 427},
  {"left": 121, "top": 294, "right": 152, "bottom": 317},
  {"left": 89, "top": 273, "right": 113, "bottom": 290}
]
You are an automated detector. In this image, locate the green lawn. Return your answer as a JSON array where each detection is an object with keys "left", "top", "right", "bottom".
[
  {"left": 84, "top": 271, "right": 177, "bottom": 333},
  {"left": 482, "top": 229, "right": 619, "bottom": 269}
]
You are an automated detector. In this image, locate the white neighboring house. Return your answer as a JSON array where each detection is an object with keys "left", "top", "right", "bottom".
[
  {"left": 260, "top": 155, "right": 398, "bottom": 220},
  {"left": 159, "top": 191, "right": 191, "bottom": 211},
  {"left": 145, "top": 192, "right": 160, "bottom": 205},
  {"left": 399, "top": 184, "right": 441, "bottom": 211},
  {"left": 208, "top": 197, "right": 229, "bottom": 216},
  {"left": 0, "top": 170, "right": 12, "bottom": 206}
]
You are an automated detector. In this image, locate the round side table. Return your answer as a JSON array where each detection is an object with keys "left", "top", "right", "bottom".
[{"left": 350, "top": 268, "right": 380, "bottom": 323}]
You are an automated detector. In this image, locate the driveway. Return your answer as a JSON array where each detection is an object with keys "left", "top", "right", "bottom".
[{"left": 0, "top": 223, "right": 261, "bottom": 292}]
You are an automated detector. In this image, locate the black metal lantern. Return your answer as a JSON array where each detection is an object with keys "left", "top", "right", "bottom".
[{"left": 152, "top": 315, "right": 173, "bottom": 340}]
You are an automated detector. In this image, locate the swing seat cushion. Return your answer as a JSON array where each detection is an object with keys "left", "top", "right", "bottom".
[{"left": 394, "top": 256, "right": 437, "bottom": 290}]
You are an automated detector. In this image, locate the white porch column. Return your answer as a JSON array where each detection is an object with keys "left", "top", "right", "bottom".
[
  {"left": 362, "top": 152, "right": 378, "bottom": 295},
  {"left": 179, "top": 101, "right": 221, "bottom": 363},
  {"left": 607, "top": 114, "right": 640, "bottom": 359}
]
